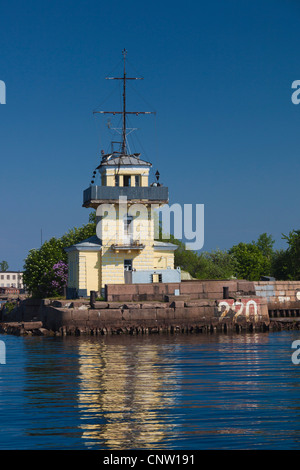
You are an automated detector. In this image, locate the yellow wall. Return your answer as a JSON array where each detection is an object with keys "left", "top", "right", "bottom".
[
  {"left": 67, "top": 251, "right": 101, "bottom": 293},
  {"left": 68, "top": 245, "right": 176, "bottom": 290},
  {"left": 140, "top": 175, "right": 148, "bottom": 187},
  {"left": 101, "top": 243, "right": 156, "bottom": 287},
  {"left": 99, "top": 204, "right": 156, "bottom": 287},
  {"left": 100, "top": 167, "right": 149, "bottom": 187},
  {"left": 106, "top": 174, "right": 115, "bottom": 186},
  {"left": 153, "top": 251, "right": 175, "bottom": 270}
]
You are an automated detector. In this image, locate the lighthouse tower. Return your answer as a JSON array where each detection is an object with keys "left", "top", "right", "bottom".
[{"left": 66, "top": 51, "right": 179, "bottom": 298}]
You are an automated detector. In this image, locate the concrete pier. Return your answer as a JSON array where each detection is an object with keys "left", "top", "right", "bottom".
[{"left": 1, "top": 279, "right": 300, "bottom": 336}]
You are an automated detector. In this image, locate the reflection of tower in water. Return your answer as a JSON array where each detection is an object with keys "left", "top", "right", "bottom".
[{"left": 76, "top": 338, "right": 180, "bottom": 449}]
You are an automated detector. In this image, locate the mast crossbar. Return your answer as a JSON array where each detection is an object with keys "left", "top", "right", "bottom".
[{"left": 95, "top": 49, "right": 154, "bottom": 155}]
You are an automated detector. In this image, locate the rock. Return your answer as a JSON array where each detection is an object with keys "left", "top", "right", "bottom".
[
  {"left": 122, "top": 303, "right": 141, "bottom": 309},
  {"left": 22, "top": 321, "right": 43, "bottom": 330},
  {"left": 94, "top": 302, "right": 109, "bottom": 309}
]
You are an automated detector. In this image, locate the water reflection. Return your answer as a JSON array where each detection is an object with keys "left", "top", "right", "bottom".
[
  {"left": 7, "top": 331, "right": 300, "bottom": 449},
  {"left": 76, "top": 339, "right": 181, "bottom": 449}
]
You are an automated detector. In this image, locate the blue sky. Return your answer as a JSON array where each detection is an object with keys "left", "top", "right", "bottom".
[{"left": 1, "top": 0, "right": 300, "bottom": 270}]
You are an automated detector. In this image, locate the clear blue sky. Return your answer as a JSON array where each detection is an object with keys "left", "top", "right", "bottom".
[{"left": 1, "top": 0, "right": 300, "bottom": 270}]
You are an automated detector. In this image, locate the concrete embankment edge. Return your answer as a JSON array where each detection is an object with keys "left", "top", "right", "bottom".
[
  {"left": 2, "top": 279, "right": 300, "bottom": 336},
  {"left": 0, "top": 296, "right": 271, "bottom": 336}
]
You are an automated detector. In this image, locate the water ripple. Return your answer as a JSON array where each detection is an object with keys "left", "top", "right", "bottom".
[{"left": 0, "top": 331, "right": 299, "bottom": 449}]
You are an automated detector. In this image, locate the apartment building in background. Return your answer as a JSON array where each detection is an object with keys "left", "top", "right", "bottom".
[{"left": 0, "top": 271, "right": 24, "bottom": 289}]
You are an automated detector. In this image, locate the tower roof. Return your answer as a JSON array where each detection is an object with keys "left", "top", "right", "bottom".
[
  {"left": 64, "top": 235, "right": 102, "bottom": 252},
  {"left": 97, "top": 153, "right": 152, "bottom": 169}
]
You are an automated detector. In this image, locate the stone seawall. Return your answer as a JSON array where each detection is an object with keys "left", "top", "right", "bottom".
[
  {"left": 0, "top": 295, "right": 270, "bottom": 336},
  {"left": 105, "top": 279, "right": 256, "bottom": 302},
  {"left": 3, "top": 279, "right": 300, "bottom": 336}
]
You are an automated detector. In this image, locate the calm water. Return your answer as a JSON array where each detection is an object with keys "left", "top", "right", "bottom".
[{"left": 0, "top": 330, "right": 299, "bottom": 450}]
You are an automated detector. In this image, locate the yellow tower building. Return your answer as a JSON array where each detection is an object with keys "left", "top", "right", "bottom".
[{"left": 65, "top": 51, "right": 180, "bottom": 298}]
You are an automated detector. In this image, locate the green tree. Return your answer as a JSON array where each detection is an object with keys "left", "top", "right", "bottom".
[
  {"left": 157, "top": 232, "right": 201, "bottom": 278},
  {"left": 281, "top": 230, "right": 300, "bottom": 280},
  {"left": 0, "top": 261, "right": 9, "bottom": 272},
  {"left": 195, "top": 249, "right": 237, "bottom": 280},
  {"left": 255, "top": 233, "right": 275, "bottom": 258},
  {"left": 159, "top": 230, "right": 236, "bottom": 280},
  {"left": 23, "top": 214, "right": 96, "bottom": 297},
  {"left": 229, "top": 242, "right": 267, "bottom": 281},
  {"left": 173, "top": 239, "right": 200, "bottom": 277},
  {"left": 271, "top": 248, "right": 289, "bottom": 280},
  {"left": 23, "top": 238, "right": 66, "bottom": 297},
  {"left": 253, "top": 233, "right": 275, "bottom": 276}
]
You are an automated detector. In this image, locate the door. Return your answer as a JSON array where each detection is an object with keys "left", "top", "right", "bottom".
[{"left": 124, "top": 259, "right": 132, "bottom": 284}]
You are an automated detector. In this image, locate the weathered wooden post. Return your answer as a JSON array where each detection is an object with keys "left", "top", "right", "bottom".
[{"left": 90, "top": 290, "right": 96, "bottom": 309}]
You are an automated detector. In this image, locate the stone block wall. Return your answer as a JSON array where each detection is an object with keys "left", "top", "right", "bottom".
[
  {"left": 0, "top": 283, "right": 270, "bottom": 335},
  {"left": 36, "top": 295, "right": 269, "bottom": 335},
  {"left": 105, "top": 279, "right": 256, "bottom": 302},
  {"left": 254, "top": 280, "right": 300, "bottom": 309}
]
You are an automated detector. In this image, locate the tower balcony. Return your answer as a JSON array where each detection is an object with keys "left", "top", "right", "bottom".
[
  {"left": 111, "top": 239, "right": 145, "bottom": 252},
  {"left": 83, "top": 185, "right": 169, "bottom": 208}
]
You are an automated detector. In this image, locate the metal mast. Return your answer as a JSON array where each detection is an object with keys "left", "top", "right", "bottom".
[
  {"left": 122, "top": 48, "right": 127, "bottom": 154},
  {"left": 93, "top": 49, "right": 154, "bottom": 155}
]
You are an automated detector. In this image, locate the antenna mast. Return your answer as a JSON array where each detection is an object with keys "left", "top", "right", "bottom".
[
  {"left": 93, "top": 49, "right": 154, "bottom": 155},
  {"left": 122, "top": 48, "right": 127, "bottom": 154}
]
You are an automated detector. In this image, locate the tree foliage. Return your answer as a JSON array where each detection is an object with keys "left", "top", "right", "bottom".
[
  {"left": 271, "top": 249, "right": 289, "bottom": 280},
  {"left": 196, "top": 249, "right": 237, "bottom": 280},
  {"left": 255, "top": 233, "right": 275, "bottom": 259},
  {"left": 23, "top": 212, "right": 96, "bottom": 297},
  {"left": 280, "top": 230, "right": 300, "bottom": 280},
  {"left": 23, "top": 238, "right": 65, "bottom": 297},
  {"left": 23, "top": 208, "right": 300, "bottom": 296},
  {"left": 163, "top": 235, "right": 237, "bottom": 280},
  {"left": 0, "top": 261, "right": 9, "bottom": 272},
  {"left": 174, "top": 230, "right": 300, "bottom": 281},
  {"left": 229, "top": 242, "right": 267, "bottom": 281}
]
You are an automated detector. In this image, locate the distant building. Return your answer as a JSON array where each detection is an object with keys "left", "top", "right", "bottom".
[{"left": 0, "top": 271, "right": 24, "bottom": 289}]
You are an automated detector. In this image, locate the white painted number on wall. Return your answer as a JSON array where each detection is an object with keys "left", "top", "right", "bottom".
[{"left": 218, "top": 300, "right": 259, "bottom": 321}]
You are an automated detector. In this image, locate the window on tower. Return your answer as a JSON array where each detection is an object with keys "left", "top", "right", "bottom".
[
  {"left": 123, "top": 175, "right": 131, "bottom": 187},
  {"left": 123, "top": 216, "right": 133, "bottom": 244}
]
